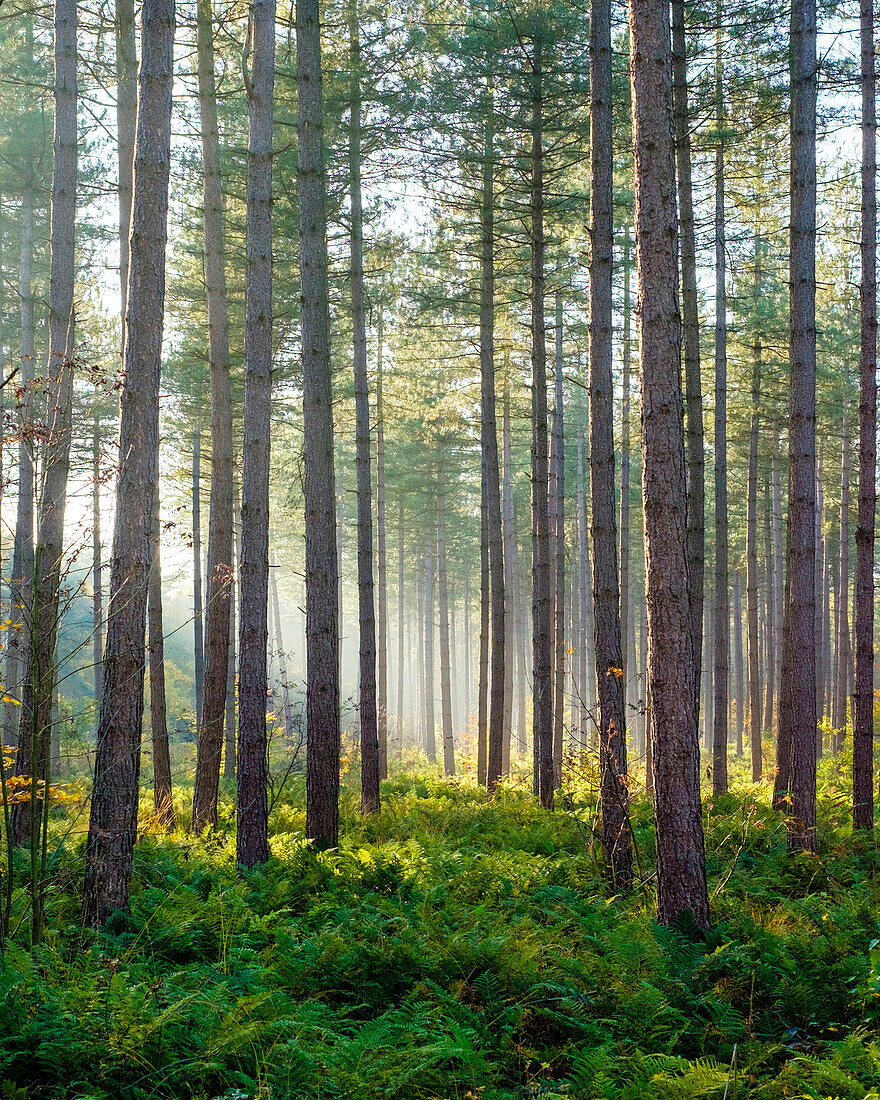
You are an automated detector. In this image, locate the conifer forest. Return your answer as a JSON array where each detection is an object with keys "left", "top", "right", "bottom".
[{"left": 5, "top": 0, "right": 880, "bottom": 1093}]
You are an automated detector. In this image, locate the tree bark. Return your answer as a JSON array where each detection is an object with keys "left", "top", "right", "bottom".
[
  {"left": 763, "top": 469, "right": 776, "bottom": 734},
  {"left": 424, "top": 545, "right": 435, "bottom": 762},
  {"left": 529, "top": 43, "right": 553, "bottom": 809},
  {"left": 477, "top": 483, "right": 488, "bottom": 779},
  {"left": 237, "top": 0, "right": 275, "bottom": 868},
  {"left": 672, "top": 0, "right": 704, "bottom": 727},
  {"left": 480, "top": 97, "right": 505, "bottom": 793},
  {"left": 223, "top": 481, "right": 240, "bottom": 778},
  {"left": 552, "top": 284, "right": 565, "bottom": 789},
  {"left": 192, "top": 426, "right": 204, "bottom": 737},
  {"left": 733, "top": 571, "right": 744, "bottom": 756},
  {"left": 834, "top": 419, "right": 851, "bottom": 747},
  {"left": 775, "top": 0, "right": 818, "bottom": 850},
  {"left": 437, "top": 472, "right": 455, "bottom": 777},
  {"left": 191, "top": 0, "right": 234, "bottom": 832},
  {"left": 712, "top": 26, "right": 728, "bottom": 795},
  {"left": 376, "top": 309, "right": 388, "bottom": 779},
  {"left": 349, "top": 2, "right": 380, "bottom": 816},
  {"left": 396, "top": 499, "right": 405, "bottom": 754},
  {"left": 298, "top": 0, "right": 340, "bottom": 848},
  {"left": 84, "top": 0, "right": 174, "bottom": 924},
  {"left": 502, "top": 377, "right": 516, "bottom": 772},
  {"left": 591, "top": 0, "right": 631, "bottom": 888},
  {"left": 854, "top": 0, "right": 876, "bottom": 829},
  {"left": 630, "top": 0, "right": 710, "bottom": 926}
]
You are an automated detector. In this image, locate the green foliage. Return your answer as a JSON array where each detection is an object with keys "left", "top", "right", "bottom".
[{"left": 2, "top": 777, "right": 880, "bottom": 1099}]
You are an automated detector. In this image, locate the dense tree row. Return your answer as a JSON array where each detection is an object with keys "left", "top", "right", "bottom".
[{"left": 0, "top": 0, "right": 874, "bottom": 936}]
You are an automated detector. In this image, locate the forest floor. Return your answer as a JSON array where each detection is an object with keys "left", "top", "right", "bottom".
[{"left": 2, "top": 752, "right": 880, "bottom": 1099}]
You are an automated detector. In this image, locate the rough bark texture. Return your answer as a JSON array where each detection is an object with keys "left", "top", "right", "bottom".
[
  {"left": 529, "top": 44, "right": 553, "bottom": 809},
  {"left": 591, "top": 0, "right": 632, "bottom": 889},
  {"left": 712, "top": 37, "right": 728, "bottom": 795},
  {"left": 192, "top": 427, "right": 204, "bottom": 737},
  {"left": 149, "top": 481, "right": 173, "bottom": 826},
  {"left": 775, "top": 0, "right": 817, "bottom": 850},
  {"left": 834, "top": 422, "right": 851, "bottom": 743},
  {"left": 191, "top": 0, "right": 234, "bottom": 832},
  {"left": 350, "top": 4, "right": 380, "bottom": 816},
  {"left": 854, "top": 0, "right": 876, "bottom": 829},
  {"left": 481, "top": 103, "right": 505, "bottom": 794},
  {"left": 746, "top": 333, "right": 762, "bottom": 781},
  {"left": 298, "top": 0, "right": 340, "bottom": 848},
  {"left": 552, "top": 288, "right": 565, "bottom": 789},
  {"left": 376, "top": 311, "right": 388, "bottom": 778},
  {"left": 672, "top": 0, "right": 704, "bottom": 727},
  {"left": 630, "top": 0, "right": 710, "bottom": 927},
  {"left": 84, "top": 0, "right": 173, "bottom": 925},
  {"left": 237, "top": 0, "right": 275, "bottom": 868},
  {"left": 437, "top": 475, "right": 455, "bottom": 777}
]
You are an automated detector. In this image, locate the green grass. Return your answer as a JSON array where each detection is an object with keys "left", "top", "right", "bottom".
[{"left": 2, "top": 756, "right": 880, "bottom": 1099}]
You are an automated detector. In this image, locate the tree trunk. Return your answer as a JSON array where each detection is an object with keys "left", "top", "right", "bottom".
[
  {"left": 854, "top": 0, "right": 876, "bottom": 829},
  {"left": 733, "top": 571, "right": 744, "bottom": 756},
  {"left": 502, "top": 378, "right": 516, "bottom": 771},
  {"left": 298, "top": 0, "right": 340, "bottom": 849},
  {"left": 116, "top": 0, "right": 136, "bottom": 329},
  {"left": 223, "top": 481, "right": 240, "bottom": 778},
  {"left": 424, "top": 545, "right": 435, "bottom": 762},
  {"left": 270, "top": 550, "right": 294, "bottom": 742},
  {"left": 192, "top": 0, "right": 234, "bottom": 833},
  {"left": 6, "top": 163, "right": 36, "bottom": 748},
  {"left": 437, "top": 475, "right": 455, "bottom": 777},
  {"left": 712, "top": 27, "right": 728, "bottom": 796},
  {"left": 834, "top": 418, "right": 851, "bottom": 748},
  {"left": 763, "top": 472, "right": 776, "bottom": 734},
  {"left": 815, "top": 446, "right": 825, "bottom": 743},
  {"left": 529, "top": 44, "right": 553, "bottom": 809},
  {"left": 192, "top": 427, "right": 204, "bottom": 737},
  {"left": 775, "top": 0, "right": 817, "bottom": 850},
  {"left": 552, "top": 286, "right": 565, "bottom": 789},
  {"left": 92, "top": 414, "right": 102, "bottom": 709},
  {"left": 477, "top": 485, "right": 488, "bottom": 779},
  {"left": 349, "top": 3, "right": 380, "bottom": 816},
  {"left": 376, "top": 309, "right": 388, "bottom": 779},
  {"left": 237, "top": 0, "right": 275, "bottom": 868},
  {"left": 84, "top": 0, "right": 173, "bottom": 925},
  {"left": 672, "top": 0, "right": 704, "bottom": 727},
  {"left": 149, "top": 480, "right": 173, "bottom": 826},
  {"left": 747, "top": 268, "right": 761, "bottom": 781},
  {"left": 480, "top": 96, "right": 505, "bottom": 793},
  {"left": 630, "top": 0, "right": 710, "bottom": 926},
  {"left": 591, "top": 0, "right": 631, "bottom": 888},
  {"left": 396, "top": 499, "right": 405, "bottom": 757},
  {"left": 620, "top": 226, "right": 637, "bottom": 732}
]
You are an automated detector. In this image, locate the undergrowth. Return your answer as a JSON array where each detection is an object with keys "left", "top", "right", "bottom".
[{"left": 2, "top": 756, "right": 880, "bottom": 1099}]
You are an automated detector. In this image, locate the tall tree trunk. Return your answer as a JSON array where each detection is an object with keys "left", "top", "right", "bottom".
[
  {"left": 437, "top": 473, "right": 455, "bottom": 777},
  {"left": 223, "top": 481, "right": 240, "bottom": 778},
  {"left": 775, "top": 0, "right": 817, "bottom": 850},
  {"left": 502, "top": 378, "right": 516, "bottom": 770},
  {"left": 834, "top": 419, "right": 851, "bottom": 748},
  {"left": 376, "top": 309, "right": 388, "bottom": 779},
  {"left": 477, "top": 486, "right": 488, "bottom": 779},
  {"left": 733, "top": 571, "right": 744, "bottom": 756},
  {"left": 771, "top": 417, "right": 784, "bottom": 700},
  {"left": 6, "top": 160, "right": 36, "bottom": 746},
  {"left": 192, "top": 426, "right": 204, "bottom": 736},
  {"left": 620, "top": 226, "right": 636, "bottom": 731},
  {"left": 815, "top": 447, "right": 825, "bottom": 742},
  {"left": 92, "top": 414, "right": 102, "bottom": 708},
  {"left": 237, "top": 0, "right": 275, "bottom": 868},
  {"left": 424, "top": 545, "right": 435, "bottom": 762},
  {"left": 480, "top": 96, "right": 505, "bottom": 793},
  {"left": 630, "top": 0, "right": 710, "bottom": 926},
  {"left": 763, "top": 472, "right": 776, "bottom": 734},
  {"left": 578, "top": 428, "right": 598, "bottom": 740},
  {"left": 747, "top": 253, "right": 761, "bottom": 783},
  {"left": 149, "top": 481, "right": 173, "bottom": 826},
  {"left": 298, "top": 0, "right": 340, "bottom": 848},
  {"left": 191, "top": 0, "right": 234, "bottom": 832},
  {"left": 349, "top": 3, "right": 380, "bottom": 816},
  {"left": 854, "top": 0, "right": 876, "bottom": 829},
  {"left": 552, "top": 286, "right": 565, "bottom": 789},
  {"left": 712, "top": 27, "right": 728, "bottom": 796},
  {"left": 672, "top": 0, "right": 704, "bottom": 727},
  {"left": 84, "top": 0, "right": 174, "bottom": 925},
  {"left": 591, "top": 0, "right": 631, "bottom": 888},
  {"left": 529, "top": 44, "right": 553, "bottom": 809},
  {"left": 396, "top": 499, "right": 405, "bottom": 756}
]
